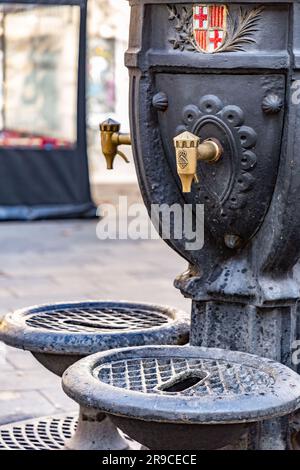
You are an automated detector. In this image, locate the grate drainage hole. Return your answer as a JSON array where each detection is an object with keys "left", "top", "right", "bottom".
[
  {"left": 157, "top": 371, "right": 209, "bottom": 393},
  {"left": 63, "top": 320, "right": 128, "bottom": 330}
]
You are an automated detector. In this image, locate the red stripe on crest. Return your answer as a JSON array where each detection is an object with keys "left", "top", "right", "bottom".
[
  {"left": 210, "top": 6, "right": 218, "bottom": 28},
  {"left": 195, "top": 30, "right": 207, "bottom": 50},
  {"left": 201, "top": 30, "right": 207, "bottom": 50},
  {"left": 209, "top": 6, "right": 225, "bottom": 28},
  {"left": 220, "top": 6, "right": 224, "bottom": 28}
]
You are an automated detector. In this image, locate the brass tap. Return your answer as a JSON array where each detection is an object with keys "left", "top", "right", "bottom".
[
  {"left": 100, "top": 119, "right": 131, "bottom": 170},
  {"left": 174, "top": 131, "right": 222, "bottom": 193}
]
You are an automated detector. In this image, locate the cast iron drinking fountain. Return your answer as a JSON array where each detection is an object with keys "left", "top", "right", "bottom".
[
  {"left": 1, "top": 0, "right": 300, "bottom": 452},
  {"left": 63, "top": 0, "right": 300, "bottom": 450},
  {"left": 0, "top": 301, "right": 189, "bottom": 449}
]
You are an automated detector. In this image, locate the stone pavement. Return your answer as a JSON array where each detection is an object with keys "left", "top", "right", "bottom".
[{"left": 0, "top": 219, "right": 190, "bottom": 425}]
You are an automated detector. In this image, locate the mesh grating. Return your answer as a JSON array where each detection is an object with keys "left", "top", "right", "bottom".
[
  {"left": 25, "top": 306, "right": 170, "bottom": 333},
  {"left": 0, "top": 414, "right": 77, "bottom": 450},
  {"left": 96, "top": 357, "right": 274, "bottom": 397},
  {"left": 0, "top": 414, "right": 139, "bottom": 450}
]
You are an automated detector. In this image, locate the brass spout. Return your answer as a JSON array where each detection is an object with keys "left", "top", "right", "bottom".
[
  {"left": 174, "top": 131, "right": 222, "bottom": 193},
  {"left": 100, "top": 119, "right": 131, "bottom": 170}
]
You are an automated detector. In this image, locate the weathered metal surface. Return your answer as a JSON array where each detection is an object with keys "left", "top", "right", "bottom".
[
  {"left": 0, "top": 413, "right": 140, "bottom": 451},
  {"left": 0, "top": 301, "right": 188, "bottom": 450},
  {"left": 64, "top": 407, "right": 140, "bottom": 450},
  {"left": 125, "top": 0, "right": 300, "bottom": 449},
  {"left": 0, "top": 301, "right": 189, "bottom": 362},
  {"left": 62, "top": 345, "right": 300, "bottom": 450},
  {"left": 126, "top": 0, "right": 300, "bottom": 306}
]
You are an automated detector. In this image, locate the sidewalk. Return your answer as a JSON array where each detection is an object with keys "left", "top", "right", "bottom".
[{"left": 0, "top": 220, "right": 190, "bottom": 425}]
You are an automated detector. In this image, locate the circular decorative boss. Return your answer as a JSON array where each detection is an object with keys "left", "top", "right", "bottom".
[{"left": 262, "top": 94, "right": 283, "bottom": 115}]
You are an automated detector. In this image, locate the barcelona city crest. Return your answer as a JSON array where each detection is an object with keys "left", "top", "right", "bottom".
[{"left": 193, "top": 4, "right": 228, "bottom": 53}]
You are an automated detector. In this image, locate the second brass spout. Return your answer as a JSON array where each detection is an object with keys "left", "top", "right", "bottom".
[
  {"left": 174, "top": 131, "right": 222, "bottom": 193},
  {"left": 100, "top": 118, "right": 131, "bottom": 170}
]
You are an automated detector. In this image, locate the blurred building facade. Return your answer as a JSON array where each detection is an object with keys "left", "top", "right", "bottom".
[
  {"left": 0, "top": 4, "right": 80, "bottom": 149},
  {"left": 0, "top": 0, "right": 134, "bottom": 198},
  {"left": 87, "top": 0, "right": 135, "bottom": 184},
  {"left": 0, "top": 2, "right": 99, "bottom": 220}
]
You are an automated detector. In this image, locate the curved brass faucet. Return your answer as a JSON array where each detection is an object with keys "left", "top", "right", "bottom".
[
  {"left": 100, "top": 119, "right": 131, "bottom": 170},
  {"left": 174, "top": 131, "right": 223, "bottom": 193}
]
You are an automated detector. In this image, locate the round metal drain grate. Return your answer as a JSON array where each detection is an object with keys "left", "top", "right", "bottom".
[
  {"left": 25, "top": 305, "right": 169, "bottom": 333},
  {"left": 0, "top": 414, "right": 77, "bottom": 450},
  {"left": 0, "top": 301, "right": 189, "bottom": 355},
  {"left": 96, "top": 356, "right": 273, "bottom": 397},
  {"left": 0, "top": 414, "right": 140, "bottom": 451},
  {"left": 63, "top": 346, "right": 300, "bottom": 425}
]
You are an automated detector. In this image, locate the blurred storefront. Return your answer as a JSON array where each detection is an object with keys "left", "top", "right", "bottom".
[
  {"left": 0, "top": 0, "right": 134, "bottom": 220},
  {"left": 0, "top": 4, "right": 79, "bottom": 149},
  {"left": 0, "top": 0, "right": 95, "bottom": 219}
]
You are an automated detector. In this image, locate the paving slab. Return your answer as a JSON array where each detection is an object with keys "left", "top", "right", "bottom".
[{"left": 0, "top": 390, "right": 67, "bottom": 425}]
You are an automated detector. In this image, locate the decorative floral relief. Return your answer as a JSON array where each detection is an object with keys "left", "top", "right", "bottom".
[{"left": 167, "top": 4, "right": 264, "bottom": 54}]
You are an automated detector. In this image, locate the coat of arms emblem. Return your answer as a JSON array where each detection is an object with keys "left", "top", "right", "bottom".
[
  {"left": 168, "top": 4, "right": 264, "bottom": 54},
  {"left": 193, "top": 4, "right": 228, "bottom": 53}
]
